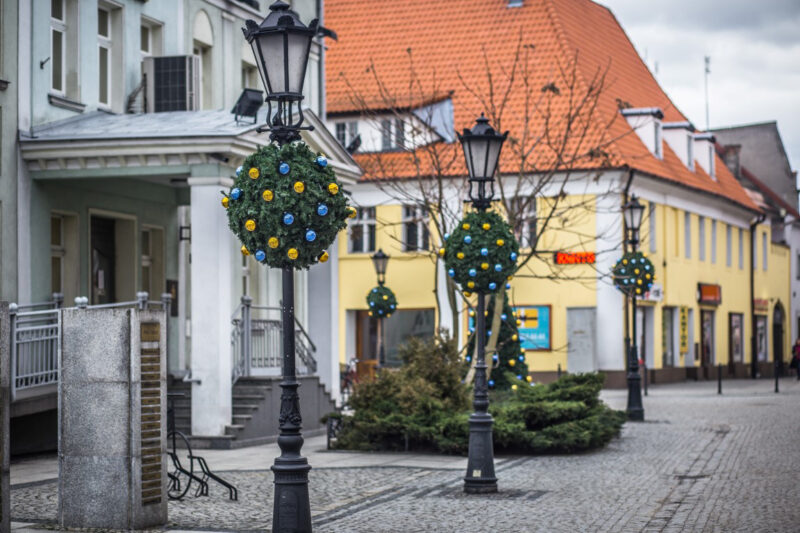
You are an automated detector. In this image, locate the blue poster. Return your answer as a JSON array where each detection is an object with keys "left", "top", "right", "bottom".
[{"left": 514, "top": 305, "right": 551, "bottom": 350}]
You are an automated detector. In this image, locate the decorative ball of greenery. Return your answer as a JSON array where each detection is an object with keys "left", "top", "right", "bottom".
[
  {"left": 612, "top": 251, "right": 655, "bottom": 297},
  {"left": 223, "top": 142, "right": 351, "bottom": 270},
  {"left": 442, "top": 211, "right": 519, "bottom": 293},
  {"left": 366, "top": 286, "right": 397, "bottom": 318}
]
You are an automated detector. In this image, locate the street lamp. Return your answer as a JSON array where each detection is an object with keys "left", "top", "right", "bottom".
[
  {"left": 623, "top": 195, "right": 645, "bottom": 421},
  {"left": 371, "top": 249, "right": 390, "bottom": 366},
  {"left": 458, "top": 115, "right": 508, "bottom": 494},
  {"left": 242, "top": 2, "right": 323, "bottom": 530}
]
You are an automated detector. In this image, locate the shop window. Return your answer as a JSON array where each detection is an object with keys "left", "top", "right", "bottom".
[
  {"left": 662, "top": 307, "right": 675, "bottom": 367},
  {"left": 403, "top": 205, "right": 429, "bottom": 252},
  {"left": 348, "top": 207, "right": 376, "bottom": 253},
  {"left": 698, "top": 216, "right": 705, "bottom": 261},
  {"left": 729, "top": 313, "right": 744, "bottom": 363}
]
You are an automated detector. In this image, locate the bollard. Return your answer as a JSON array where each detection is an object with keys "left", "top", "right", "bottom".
[
  {"left": 774, "top": 360, "right": 779, "bottom": 393},
  {"left": 717, "top": 362, "right": 722, "bottom": 395},
  {"left": 557, "top": 363, "right": 562, "bottom": 379}
]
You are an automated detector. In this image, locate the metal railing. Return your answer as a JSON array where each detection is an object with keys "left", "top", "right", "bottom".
[
  {"left": 231, "top": 296, "right": 317, "bottom": 383},
  {"left": 9, "top": 292, "right": 171, "bottom": 401}
]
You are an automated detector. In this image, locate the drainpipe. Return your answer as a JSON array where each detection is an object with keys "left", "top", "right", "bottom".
[{"left": 750, "top": 213, "right": 766, "bottom": 379}]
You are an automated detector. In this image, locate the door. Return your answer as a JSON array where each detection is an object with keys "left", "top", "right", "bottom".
[
  {"left": 701, "top": 310, "right": 715, "bottom": 377},
  {"left": 773, "top": 303, "right": 785, "bottom": 374},
  {"left": 756, "top": 315, "right": 768, "bottom": 362},
  {"left": 91, "top": 217, "right": 116, "bottom": 305},
  {"left": 567, "top": 307, "right": 596, "bottom": 373}
]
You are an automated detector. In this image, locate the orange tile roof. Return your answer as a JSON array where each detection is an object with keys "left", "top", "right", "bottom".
[{"left": 325, "top": 0, "right": 758, "bottom": 211}]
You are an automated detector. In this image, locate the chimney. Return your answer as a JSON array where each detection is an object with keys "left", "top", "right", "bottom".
[{"left": 721, "top": 144, "right": 741, "bottom": 179}]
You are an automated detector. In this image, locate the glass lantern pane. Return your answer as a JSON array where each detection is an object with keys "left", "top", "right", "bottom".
[
  {"left": 469, "top": 139, "right": 489, "bottom": 178},
  {"left": 256, "top": 33, "right": 286, "bottom": 94},
  {"left": 286, "top": 32, "right": 312, "bottom": 94},
  {"left": 486, "top": 138, "right": 503, "bottom": 178}
]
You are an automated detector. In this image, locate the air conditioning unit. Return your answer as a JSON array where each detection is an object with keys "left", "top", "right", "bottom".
[{"left": 142, "top": 55, "right": 200, "bottom": 113}]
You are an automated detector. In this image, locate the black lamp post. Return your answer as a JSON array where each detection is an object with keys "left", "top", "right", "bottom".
[
  {"left": 458, "top": 114, "right": 508, "bottom": 494},
  {"left": 371, "top": 249, "right": 390, "bottom": 366},
  {"left": 623, "top": 195, "right": 645, "bottom": 421},
  {"left": 242, "top": 3, "right": 327, "bottom": 530}
]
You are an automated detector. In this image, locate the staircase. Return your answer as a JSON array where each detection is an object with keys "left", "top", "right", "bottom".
[{"left": 168, "top": 376, "right": 337, "bottom": 449}]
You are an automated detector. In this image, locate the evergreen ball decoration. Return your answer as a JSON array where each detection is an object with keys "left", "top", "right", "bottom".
[
  {"left": 366, "top": 286, "right": 398, "bottom": 318},
  {"left": 443, "top": 211, "right": 519, "bottom": 293},
  {"left": 612, "top": 251, "right": 656, "bottom": 297},
  {"left": 224, "top": 142, "right": 350, "bottom": 270}
]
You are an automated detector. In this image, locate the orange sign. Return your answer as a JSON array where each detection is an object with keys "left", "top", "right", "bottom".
[
  {"left": 554, "top": 252, "right": 596, "bottom": 265},
  {"left": 753, "top": 299, "right": 769, "bottom": 313},
  {"left": 697, "top": 283, "right": 722, "bottom": 305}
]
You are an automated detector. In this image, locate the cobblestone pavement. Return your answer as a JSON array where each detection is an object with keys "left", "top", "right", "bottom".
[{"left": 11, "top": 379, "right": 800, "bottom": 532}]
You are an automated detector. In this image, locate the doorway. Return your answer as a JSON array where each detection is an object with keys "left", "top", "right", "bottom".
[
  {"left": 700, "top": 310, "right": 715, "bottom": 378},
  {"left": 91, "top": 217, "right": 116, "bottom": 304},
  {"left": 89, "top": 212, "right": 137, "bottom": 305},
  {"left": 773, "top": 302, "right": 785, "bottom": 374},
  {"left": 566, "top": 307, "right": 596, "bottom": 373}
]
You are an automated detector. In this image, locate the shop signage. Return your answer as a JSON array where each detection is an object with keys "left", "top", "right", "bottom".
[
  {"left": 642, "top": 283, "right": 663, "bottom": 302},
  {"left": 697, "top": 283, "right": 722, "bottom": 306},
  {"left": 512, "top": 305, "right": 551, "bottom": 351},
  {"left": 553, "top": 251, "right": 596, "bottom": 265},
  {"left": 753, "top": 298, "right": 769, "bottom": 314},
  {"left": 679, "top": 306, "right": 689, "bottom": 354}
]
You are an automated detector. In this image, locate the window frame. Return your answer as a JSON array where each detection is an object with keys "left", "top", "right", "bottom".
[
  {"left": 50, "top": 0, "right": 66, "bottom": 94},
  {"left": 738, "top": 227, "right": 744, "bottom": 270},
  {"left": 381, "top": 119, "right": 393, "bottom": 151},
  {"left": 97, "top": 6, "right": 112, "bottom": 107},
  {"left": 710, "top": 219, "right": 717, "bottom": 264},
  {"left": 684, "top": 212, "right": 691, "bottom": 259},
  {"left": 762, "top": 231, "right": 768, "bottom": 271},
  {"left": 698, "top": 216, "right": 705, "bottom": 261},
  {"left": 511, "top": 196, "right": 537, "bottom": 249},
  {"left": 726, "top": 224, "right": 732, "bottom": 267},
  {"left": 687, "top": 133, "right": 695, "bottom": 171},
  {"left": 402, "top": 205, "right": 430, "bottom": 253},
  {"left": 140, "top": 24, "right": 151, "bottom": 55},
  {"left": 348, "top": 206, "right": 376, "bottom": 254},
  {"left": 648, "top": 202, "right": 656, "bottom": 253},
  {"left": 51, "top": 215, "right": 65, "bottom": 294}
]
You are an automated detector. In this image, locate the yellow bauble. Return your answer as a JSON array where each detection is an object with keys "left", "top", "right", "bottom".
[
  {"left": 496, "top": 239, "right": 504, "bottom": 246},
  {"left": 507, "top": 275, "right": 513, "bottom": 281},
  {"left": 646, "top": 274, "right": 651, "bottom": 280},
  {"left": 467, "top": 281, "right": 475, "bottom": 288},
  {"left": 526, "top": 375, "right": 532, "bottom": 383},
  {"left": 293, "top": 181, "right": 305, "bottom": 193},
  {"left": 248, "top": 167, "right": 259, "bottom": 179},
  {"left": 287, "top": 248, "right": 298, "bottom": 260},
  {"left": 328, "top": 183, "right": 339, "bottom": 195},
  {"left": 512, "top": 334, "right": 518, "bottom": 341},
  {"left": 221, "top": 196, "right": 229, "bottom": 208},
  {"left": 511, "top": 384, "right": 518, "bottom": 391},
  {"left": 262, "top": 189, "right": 274, "bottom": 202},
  {"left": 622, "top": 259, "right": 628, "bottom": 265},
  {"left": 485, "top": 311, "right": 489, "bottom": 316},
  {"left": 636, "top": 287, "right": 642, "bottom": 294},
  {"left": 319, "top": 251, "right": 329, "bottom": 263},
  {"left": 387, "top": 313, "right": 392, "bottom": 318},
  {"left": 634, "top": 268, "right": 640, "bottom": 275},
  {"left": 481, "top": 263, "right": 489, "bottom": 270},
  {"left": 438, "top": 248, "right": 445, "bottom": 257},
  {"left": 457, "top": 252, "right": 465, "bottom": 260},
  {"left": 464, "top": 291, "right": 472, "bottom": 297},
  {"left": 368, "top": 311, "right": 373, "bottom": 317},
  {"left": 516, "top": 319, "right": 522, "bottom": 326},
  {"left": 462, "top": 223, "right": 471, "bottom": 230},
  {"left": 347, "top": 207, "right": 357, "bottom": 219},
  {"left": 482, "top": 223, "right": 491, "bottom": 230},
  {"left": 469, "top": 310, "right": 475, "bottom": 317},
  {"left": 637, "top": 279, "right": 643, "bottom": 285},
  {"left": 508, "top": 359, "right": 516, "bottom": 367},
  {"left": 520, "top": 348, "right": 526, "bottom": 354},
  {"left": 245, "top": 219, "right": 256, "bottom": 232},
  {"left": 241, "top": 245, "right": 249, "bottom": 256},
  {"left": 382, "top": 295, "right": 388, "bottom": 300},
  {"left": 268, "top": 237, "right": 279, "bottom": 249}
]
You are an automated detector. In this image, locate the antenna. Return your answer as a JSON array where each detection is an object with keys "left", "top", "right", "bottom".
[{"left": 704, "top": 56, "right": 711, "bottom": 130}]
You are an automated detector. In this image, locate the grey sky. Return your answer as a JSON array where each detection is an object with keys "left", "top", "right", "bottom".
[{"left": 601, "top": 0, "right": 800, "bottom": 176}]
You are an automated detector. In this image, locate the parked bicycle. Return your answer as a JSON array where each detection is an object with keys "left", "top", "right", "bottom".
[{"left": 340, "top": 357, "right": 359, "bottom": 407}]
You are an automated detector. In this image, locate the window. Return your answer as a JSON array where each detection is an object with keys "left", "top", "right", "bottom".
[
  {"left": 738, "top": 228, "right": 743, "bottom": 269},
  {"left": 141, "top": 17, "right": 163, "bottom": 57},
  {"left": 684, "top": 212, "right": 691, "bottom": 259},
  {"left": 98, "top": 7, "right": 111, "bottom": 106},
  {"left": 708, "top": 145, "right": 716, "bottom": 179},
  {"left": 241, "top": 64, "right": 258, "bottom": 89},
  {"left": 51, "top": 0, "right": 66, "bottom": 93},
  {"left": 395, "top": 119, "right": 405, "bottom": 149},
  {"left": 654, "top": 122, "right": 662, "bottom": 159},
  {"left": 687, "top": 134, "right": 695, "bottom": 171},
  {"left": 381, "top": 119, "right": 392, "bottom": 150},
  {"left": 648, "top": 202, "right": 656, "bottom": 253},
  {"left": 729, "top": 313, "right": 744, "bottom": 363},
  {"left": 140, "top": 227, "right": 164, "bottom": 296},
  {"left": 662, "top": 308, "right": 675, "bottom": 367},
  {"left": 51, "top": 215, "right": 65, "bottom": 294},
  {"left": 336, "top": 123, "right": 346, "bottom": 146},
  {"left": 348, "top": 207, "right": 376, "bottom": 253},
  {"left": 141, "top": 229, "right": 152, "bottom": 295},
  {"left": 726, "top": 224, "right": 732, "bottom": 267},
  {"left": 511, "top": 196, "right": 537, "bottom": 248},
  {"left": 140, "top": 24, "right": 151, "bottom": 55},
  {"left": 710, "top": 220, "right": 716, "bottom": 264},
  {"left": 698, "top": 216, "right": 705, "bottom": 261},
  {"left": 762, "top": 232, "right": 768, "bottom": 271},
  {"left": 403, "top": 205, "right": 429, "bottom": 252},
  {"left": 335, "top": 121, "right": 358, "bottom": 148}
]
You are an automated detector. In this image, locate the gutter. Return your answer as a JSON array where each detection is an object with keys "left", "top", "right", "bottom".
[{"left": 750, "top": 213, "right": 766, "bottom": 379}]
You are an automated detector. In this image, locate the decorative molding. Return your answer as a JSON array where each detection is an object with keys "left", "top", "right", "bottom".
[{"left": 48, "top": 94, "right": 87, "bottom": 113}]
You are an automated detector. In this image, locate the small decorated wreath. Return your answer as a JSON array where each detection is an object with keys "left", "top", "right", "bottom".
[
  {"left": 442, "top": 211, "right": 520, "bottom": 294},
  {"left": 223, "top": 142, "right": 353, "bottom": 270},
  {"left": 612, "top": 251, "right": 655, "bottom": 297},
  {"left": 366, "top": 286, "right": 397, "bottom": 318}
]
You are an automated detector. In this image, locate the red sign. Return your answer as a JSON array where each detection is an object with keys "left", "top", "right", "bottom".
[
  {"left": 554, "top": 252, "right": 596, "bottom": 265},
  {"left": 697, "top": 283, "right": 722, "bottom": 305},
  {"left": 753, "top": 299, "right": 769, "bottom": 313}
]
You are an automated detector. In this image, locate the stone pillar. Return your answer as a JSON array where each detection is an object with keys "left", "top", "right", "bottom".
[
  {"left": 307, "top": 241, "right": 340, "bottom": 400},
  {"left": 188, "top": 178, "right": 234, "bottom": 436},
  {"left": 59, "top": 307, "right": 167, "bottom": 529},
  {"left": 0, "top": 303, "right": 10, "bottom": 532}
]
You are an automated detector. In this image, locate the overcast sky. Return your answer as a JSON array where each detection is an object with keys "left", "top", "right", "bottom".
[{"left": 601, "top": 0, "right": 800, "bottom": 175}]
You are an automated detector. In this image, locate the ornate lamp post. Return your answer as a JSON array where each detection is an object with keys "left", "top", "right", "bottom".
[
  {"left": 241, "top": 3, "right": 335, "bottom": 530},
  {"left": 623, "top": 195, "right": 645, "bottom": 421},
  {"left": 371, "top": 249, "right": 390, "bottom": 366},
  {"left": 458, "top": 115, "right": 508, "bottom": 494}
]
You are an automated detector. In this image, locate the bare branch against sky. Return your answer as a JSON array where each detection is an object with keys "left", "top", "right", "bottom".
[{"left": 602, "top": 0, "right": 800, "bottom": 173}]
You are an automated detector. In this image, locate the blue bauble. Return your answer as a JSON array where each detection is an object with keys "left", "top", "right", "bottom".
[
  {"left": 517, "top": 375, "right": 523, "bottom": 380},
  {"left": 283, "top": 213, "right": 294, "bottom": 225},
  {"left": 255, "top": 250, "right": 266, "bottom": 262},
  {"left": 372, "top": 288, "right": 378, "bottom": 293},
  {"left": 487, "top": 330, "right": 492, "bottom": 337},
  {"left": 444, "top": 233, "right": 450, "bottom": 241},
  {"left": 494, "top": 264, "right": 502, "bottom": 272},
  {"left": 305, "top": 229, "right": 317, "bottom": 242},
  {"left": 279, "top": 162, "right": 290, "bottom": 175},
  {"left": 501, "top": 314, "right": 507, "bottom": 321},
  {"left": 464, "top": 235, "right": 472, "bottom": 244},
  {"left": 317, "top": 204, "right": 329, "bottom": 216},
  {"left": 378, "top": 309, "right": 383, "bottom": 315},
  {"left": 230, "top": 188, "right": 241, "bottom": 200},
  {"left": 480, "top": 248, "right": 488, "bottom": 256},
  {"left": 492, "top": 354, "right": 499, "bottom": 361},
  {"left": 505, "top": 283, "right": 511, "bottom": 289},
  {"left": 236, "top": 165, "right": 243, "bottom": 176},
  {"left": 369, "top": 301, "right": 374, "bottom": 307},
  {"left": 390, "top": 304, "right": 395, "bottom": 309},
  {"left": 510, "top": 252, "right": 518, "bottom": 261},
  {"left": 316, "top": 156, "right": 328, "bottom": 167},
  {"left": 488, "top": 379, "right": 495, "bottom": 387},
  {"left": 469, "top": 327, "right": 475, "bottom": 333},
  {"left": 488, "top": 282, "right": 497, "bottom": 290},
  {"left": 518, "top": 355, "right": 525, "bottom": 362},
  {"left": 448, "top": 268, "right": 455, "bottom": 278},
  {"left": 468, "top": 268, "right": 477, "bottom": 277},
  {"left": 466, "top": 356, "right": 472, "bottom": 362}
]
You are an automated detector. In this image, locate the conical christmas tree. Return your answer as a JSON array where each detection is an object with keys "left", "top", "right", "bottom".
[{"left": 467, "top": 291, "right": 529, "bottom": 390}]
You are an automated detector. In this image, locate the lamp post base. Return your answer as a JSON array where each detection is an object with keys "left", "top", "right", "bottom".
[
  {"left": 271, "top": 456, "right": 312, "bottom": 533},
  {"left": 626, "top": 368, "right": 644, "bottom": 422},
  {"left": 463, "top": 412, "right": 497, "bottom": 494}
]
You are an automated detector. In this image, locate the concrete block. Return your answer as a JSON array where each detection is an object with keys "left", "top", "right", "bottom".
[
  {"left": 61, "top": 309, "right": 131, "bottom": 383},
  {"left": 0, "top": 303, "right": 10, "bottom": 532},
  {"left": 58, "top": 455, "right": 130, "bottom": 530},
  {"left": 60, "top": 382, "right": 130, "bottom": 457}
]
